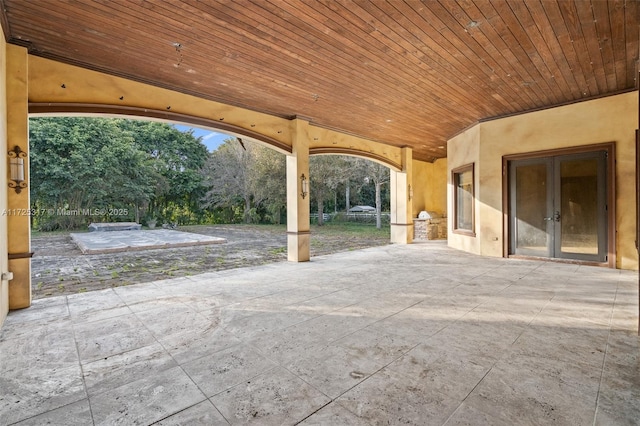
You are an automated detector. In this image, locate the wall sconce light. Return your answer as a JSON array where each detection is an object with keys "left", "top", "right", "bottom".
[
  {"left": 408, "top": 184, "right": 413, "bottom": 201},
  {"left": 300, "top": 173, "right": 308, "bottom": 199},
  {"left": 8, "top": 146, "right": 27, "bottom": 194}
]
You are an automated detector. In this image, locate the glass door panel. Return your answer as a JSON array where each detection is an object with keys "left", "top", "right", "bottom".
[
  {"left": 555, "top": 152, "right": 607, "bottom": 262},
  {"left": 510, "top": 160, "right": 552, "bottom": 257}
]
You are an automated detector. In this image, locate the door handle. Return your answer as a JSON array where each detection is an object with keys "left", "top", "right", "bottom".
[{"left": 543, "top": 212, "right": 561, "bottom": 222}]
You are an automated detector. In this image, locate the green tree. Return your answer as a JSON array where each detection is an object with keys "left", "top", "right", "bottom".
[
  {"left": 119, "top": 120, "right": 209, "bottom": 223},
  {"left": 94, "top": 138, "right": 156, "bottom": 222},
  {"left": 252, "top": 144, "right": 286, "bottom": 224},
  {"left": 29, "top": 117, "right": 209, "bottom": 230},
  {"left": 202, "top": 138, "right": 255, "bottom": 223},
  {"left": 202, "top": 138, "right": 286, "bottom": 224},
  {"left": 361, "top": 160, "right": 390, "bottom": 229},
  {"left": 30, "top": 117, "right": 141, "bottom": 229},
  {"left": 309, "top": 156, "right": 349, "bottom": 225}
]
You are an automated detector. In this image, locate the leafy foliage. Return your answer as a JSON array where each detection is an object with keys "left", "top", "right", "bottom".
[
  {"left": 29, "top": 118, "right": 207, "bottom": 230},
  {"left": 309, "top": 156, "right": 390, "bottom": 228},
  {"left": 202, "top": 138, "right": 285, "bottom": 223},
  {"left": 119, "top": 120, "right": 209, "bottom": 223},
  {"left": 309, "top": 156, "right": 349, "bottom": 225},
  {"left": 29, "top": 117, "right": 391, "bottom": 230}
]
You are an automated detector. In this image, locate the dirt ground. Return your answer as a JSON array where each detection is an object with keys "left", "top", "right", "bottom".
[{"left": 31, "top": 224, "right": 390, "bottom": 299}]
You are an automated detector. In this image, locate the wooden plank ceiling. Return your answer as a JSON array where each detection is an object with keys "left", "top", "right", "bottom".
[{"left": 1, "top": 0, "right": 638, "bottom": 161}]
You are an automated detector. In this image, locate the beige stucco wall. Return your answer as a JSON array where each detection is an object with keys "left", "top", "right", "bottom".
[
  {"left": 447, "top": 91, "right": 639, "bottom": 270},
  {"left": 0, "top": 32, "right": 8, "bottom": 326},
  {"left": 412, "top": 158, "right": 447, "bottom": 218},
  {"left": 447, "top": 124, "right": 481, "bottom": 255}
]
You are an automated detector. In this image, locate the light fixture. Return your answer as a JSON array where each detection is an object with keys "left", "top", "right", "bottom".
[
  {"left": 300, "top": 173, "right": 308, "bottom": 199},
  {"left": 8, "top": 145, "right": 26, "bottom": 194},
  {"left": 408, "top": 184, "right": 413, "bottom": 201}
]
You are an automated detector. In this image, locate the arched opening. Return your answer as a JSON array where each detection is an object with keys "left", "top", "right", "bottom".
[
  {"left": 25, "top": 115, "right": 399, "bottom": 299},
  {"left": 305, "top": 153, "right": 392, "bottom": 257},
  {"left": 307, "top": 154, "right": 391, "bottom": 227}
]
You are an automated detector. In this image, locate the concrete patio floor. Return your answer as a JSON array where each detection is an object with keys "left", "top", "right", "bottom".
[{"left": 0, "top": 241, "right": 638, "bottom": 425}]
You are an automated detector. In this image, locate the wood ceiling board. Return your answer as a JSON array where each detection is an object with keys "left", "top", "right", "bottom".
[
  {"left": 2, "top": 0, "right": 637, "bottom": 160},
  {"left": 522, "top": 0, "right": 583, "bottom": 99},
  {"left": 429, "top": 0, "right": 536, "bottom": 110},
  {"left": 454, "top": 0, "right": 542, "bottom": 108},
  {"left": 293, "top": 0, "right": 484, "bottom": 119},
  {"left": 537, "top": 0, "right": 591, "bottom": 97}
]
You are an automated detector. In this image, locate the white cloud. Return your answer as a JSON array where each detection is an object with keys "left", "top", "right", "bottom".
[{"left": 202, "top": 132, "right": 218, "bottom": 140}]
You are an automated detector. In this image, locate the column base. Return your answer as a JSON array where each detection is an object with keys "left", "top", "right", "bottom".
[
  {"left": 287, "top": 231, "right": 310, "bottom": 262},
  {"left": 390, "top": 223, "right": 414, "bottom": 244}
]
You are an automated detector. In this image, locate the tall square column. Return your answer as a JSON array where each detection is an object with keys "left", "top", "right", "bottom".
[
  {"left": 286, "top": 119, "right": 310, "bottom": 262},
  {"left": 6, "top": 45, "right": 31, "bottom": 309},
  {"left": 390, "top": 147, "right": 413, "bottom": 244}
]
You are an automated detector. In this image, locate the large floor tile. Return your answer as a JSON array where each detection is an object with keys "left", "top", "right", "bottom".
[
  {"left": 90, "top": 366, "right": 206, "bottom": 425},
  {"left": 285, "top": 344, "right": 383, "bottom": 399},
  {"left": 11, "top": 398, "right": 93, "bottom": 426},
  {"left": 298, "top": 401, "right": 371, "bottom": 425},
  {"left": 82, "top": 342, "right": 177, "bottom": 396},
  {"left": 366, "top": 311, "right": 448, "bottom": 341},
  {"left": 158, "top": 321, "right": 242, "bottom": 365},
  {"left": 336, "top": 368, "right": 461, "bottom": 425},
  {"left": 0, "top": 364, "right": 86, "bottom": 425},
  {"left": 111, "top": 283, "right": 167, "bottom": 306},
  {"left": 333, "top": 327, "right": 419, "bottom": 367},
  {"left": 223, "top": 310, "right": 319, "bottom": 341},
  {"left": 155, "top": 400, "right": 229, "bottom": 425},
  {"left": 134, "top": 304, "right": 213, "bottom": 338},
  {"left": 426, "top": 321, "right": 524, "bottom": 367},
  {"left": 385, "top": 342, "right": 491, "bottom": 400},
  {"left": 461, "top": 360, "right": 598, "bottom": 425},
  {"left": 73, "top": 313, "right": 157, "bottom": 363},
  {"left": 508, "top": 325, "right": 609, "bottom": 369},
  {"left": 0, "top": 325, "right": 78, "bottom": 374},
  {"left": 444, "top": 401, "right": 515, "bottom": 426},
  {"left": 2, "top": 297, "right": 69, "bottom": 327},
  {"left": 246, "top": 314, "right": 373, "bottom": 365},
  {"left": 288, "top": 289, "right": 369, "bottom": 315},
  {"left": 182, "top": 344, "right": 278, "bottom": 397},
  {"left": 67, "top": 288, "right": 130, "bottom": 323},
  {"left": 210, "top": 366, "right": 331, "bottom": 425},
  {"left": 594, "top": 331, "right": 640, "bottom": 426}
]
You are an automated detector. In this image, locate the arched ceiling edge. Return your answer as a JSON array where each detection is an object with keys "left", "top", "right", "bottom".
[
  {"left": 28, "top": 103, "right": 292, "bottom": 154},
  {"left": 309, "top": 147, "right": 401, "bottom": 171}
]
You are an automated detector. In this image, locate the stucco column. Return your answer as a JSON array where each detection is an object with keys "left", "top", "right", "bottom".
[
  {"left": 390, "top": 147, "right": 413, "bottom": 244},
  {"left": 286, "top": 119, "right": 310, "bottom": 262},
  {"left": 6, "top": 44, "right": 31, "bottom": 309}
]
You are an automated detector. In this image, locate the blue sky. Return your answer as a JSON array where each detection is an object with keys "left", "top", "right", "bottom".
[{"left": 173, "top": 124, "right": 231, "bottom": 152}]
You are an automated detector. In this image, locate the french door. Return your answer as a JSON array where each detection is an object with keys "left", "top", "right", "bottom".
[{"left": 509, "top": 150, "right": 608, "bottom": 263}]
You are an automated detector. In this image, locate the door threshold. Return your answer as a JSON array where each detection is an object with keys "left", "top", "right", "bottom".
[{"left": 507, "top": 254, "right": 611, "bottom": 268}]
